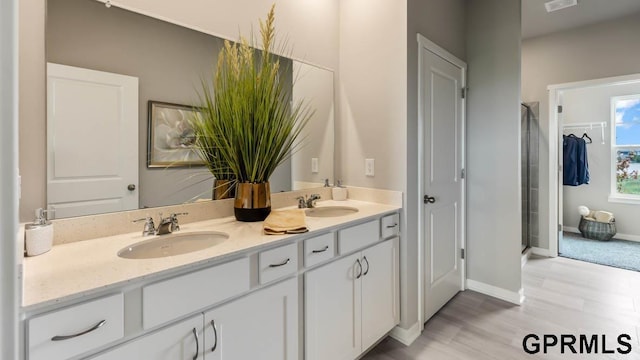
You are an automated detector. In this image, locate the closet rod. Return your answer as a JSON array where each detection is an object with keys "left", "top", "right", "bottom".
[{"left": 562, "top": 121, "right": 607, "bottom": 144}]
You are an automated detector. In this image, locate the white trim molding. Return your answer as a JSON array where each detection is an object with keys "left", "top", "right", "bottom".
[
  {"left": 531, "top": 247, "right": 552, "bottom": 257},
  {"left": 466, "top": 279, "right": 524, "bottom": 305},
  {"left": 389, "top": 322, "right": 421, "bottom": 346}
]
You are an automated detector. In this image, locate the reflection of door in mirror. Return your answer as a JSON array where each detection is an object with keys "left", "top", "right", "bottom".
[{"left": 46, "top": 63, "right": 139, "bottom": 219}]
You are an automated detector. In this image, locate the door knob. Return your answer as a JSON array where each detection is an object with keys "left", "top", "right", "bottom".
[
  {"left": 423, "top": 195, "right": 436, "bottom": 204},
  {"left": 127, "top": 184, "right": 136, "bottom": 191}
]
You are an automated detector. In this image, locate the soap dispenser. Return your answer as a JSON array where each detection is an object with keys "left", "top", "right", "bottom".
[
  {"left": 25, "top": 208, "right": 53, "bottom": 256},
  {"left": 332, "top": 180, "right": 348, "bottom": 201}
]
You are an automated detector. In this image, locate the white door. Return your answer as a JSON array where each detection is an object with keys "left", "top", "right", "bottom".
[
  {"left": 418, "top": 36, "right": 465, "bottom": 322},
  {"left": 305, "top": 253, "right": 361, "bottom": 360},
  {"left": 361, "top": 238, "right": 399, "bottom": 351},
  {"left": 204, "top": 278, "right": 298, "bottom": 360},
  {"left": 47, "top": 63, "right": 138, "bottom": 219},
  {"left": 89, "top": 315, "right": 203, "bottom": 360}
]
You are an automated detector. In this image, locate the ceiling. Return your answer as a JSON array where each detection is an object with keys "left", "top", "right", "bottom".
[{"left": 522, "top": 0, "right": 640, "bottom": 39}]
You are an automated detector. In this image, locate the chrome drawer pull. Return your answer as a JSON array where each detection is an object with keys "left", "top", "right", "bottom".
[
  {"left": 386, "top": 223, "right": 398, "bottom": 228},
  {"left": 210, "top": 320, "right": 218, "bottom": 352},
  {"left": 192, "top": 328, "right": 199, "bottom": 360},
  {"left": 51, "top": 320, "right": 106, "bottom": 341},
  {"left": 312, "top": 245, "right": 329, "bottom": 254},
  {"left": 269, "top": 258, "right": 291, "bottom": 268}
]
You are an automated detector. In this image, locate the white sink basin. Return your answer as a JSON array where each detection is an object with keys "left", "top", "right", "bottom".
[
  {"left": 118, "top": 231, "right": 228, "bottom": 259},
  {"left": 305, "top": 206, "right": 359, "bottom": 218}
]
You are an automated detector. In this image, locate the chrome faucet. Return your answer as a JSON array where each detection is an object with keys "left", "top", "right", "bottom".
[
  {"left": 296, "top": 194, "right": 321, "bottom": 208},
  {"left": 133, "top": 212, "right": 188, "bottom": 236}
]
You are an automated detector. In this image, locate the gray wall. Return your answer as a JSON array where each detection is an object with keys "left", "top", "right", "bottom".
[
  {"left": 406, "top": 0, "right": 466, "bottom": 329},
  {"left": 1, "top": 0, "right": 19, "bottom": 357},
  {"left": 522, "top": 11, "right": 640, "bottom": 249},
  {"left": 562, "top": 83, "right": 640, "bottom": 237},
  {"left": 47, "top": 0, "right": 221, "bottom": 209},
  {"left": 466, "top": 0, "right": 522, "bottom": 294}
]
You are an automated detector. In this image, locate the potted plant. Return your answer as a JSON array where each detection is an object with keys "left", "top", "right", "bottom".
[{"left": 193, "top": 5, "right": 311, "bottom": 221}]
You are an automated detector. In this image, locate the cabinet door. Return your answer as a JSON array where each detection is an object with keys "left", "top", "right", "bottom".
[
  {"left": 89, "top": 315, "right": 203, "bottom": 360},
  {"left": 305, "top": 253, "right": 361, "bottom": 360},
  {"left": 361, "top": 238, "right": 400, "bottom": 350},
  {"left": 204, "top": 277, "right": 298, "bottom": 360}
]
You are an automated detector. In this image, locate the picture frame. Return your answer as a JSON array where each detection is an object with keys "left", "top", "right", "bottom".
[{"left": 147, "top": 101, "right": 204, "bottom": 168}]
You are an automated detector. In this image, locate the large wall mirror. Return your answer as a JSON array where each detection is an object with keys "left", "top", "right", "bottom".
[{"left": 44, "top": 0, "right": 335, "bottom": 219}]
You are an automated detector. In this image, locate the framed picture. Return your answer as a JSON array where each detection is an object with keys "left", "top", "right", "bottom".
[{"left": 147, "top": 101, "right": 204, "bottom": 168}]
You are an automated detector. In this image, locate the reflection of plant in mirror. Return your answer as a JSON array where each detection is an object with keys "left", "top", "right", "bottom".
[{"left": 192, "top": 4, "right": 312, "bottom": 185}]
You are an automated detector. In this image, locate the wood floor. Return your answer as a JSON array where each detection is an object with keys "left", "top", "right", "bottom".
[{"left": 363, "top": 256, "right": 640, "bottom": 359}]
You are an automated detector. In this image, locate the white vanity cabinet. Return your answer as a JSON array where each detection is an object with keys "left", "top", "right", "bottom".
[
  {"left": 203, "top": 277, "right": 298, "bottom": 360},
  {"left": 305, "top": 237, "right": 399, "bottom": 360},
  {"left": 89, "top": 315, "right": 203, "bottom": 360}
]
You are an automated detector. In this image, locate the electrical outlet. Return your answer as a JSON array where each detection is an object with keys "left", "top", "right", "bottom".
[
  {"left": 311, "top": 158, "right": 319, "bottom": 173},
  {"left": 365, "top": 158, "right": 375, "bottom": 177}
]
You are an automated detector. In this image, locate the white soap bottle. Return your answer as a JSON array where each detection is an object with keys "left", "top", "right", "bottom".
[
  {"left": 332, "top": 180, "right": 348, "bottom": 201},
  {"left": 25, "top": 208, "right": 53, "bottom": 256}
]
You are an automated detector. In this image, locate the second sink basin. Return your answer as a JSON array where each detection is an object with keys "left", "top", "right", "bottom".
[
  {"left": 118, "top": 231, "right": 229, "bottom": 259},
  {"left": 305, "top": 206, "right": 359, "bottom": 218}
]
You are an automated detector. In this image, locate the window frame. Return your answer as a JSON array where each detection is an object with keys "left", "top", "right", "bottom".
[{"left": 609, "top": 94, "right": 640, "bottom": 204}]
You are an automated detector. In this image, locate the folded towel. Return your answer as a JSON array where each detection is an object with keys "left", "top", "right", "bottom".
[
  {"left": 594, "top": 210, "right": 614, "bottom": 223},
  {"left": 263, "top": 209, "right": 309, "bottom": 235}
]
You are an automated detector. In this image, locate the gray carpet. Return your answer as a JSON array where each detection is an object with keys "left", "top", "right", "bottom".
[{"left": 559, "top": 232, "right": 640, "bottom": 272}]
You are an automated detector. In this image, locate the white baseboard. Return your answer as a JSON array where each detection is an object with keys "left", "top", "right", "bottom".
[
  {"left": 389, "top": 322, "right": 421, "bottom": 346},
  {"left": 563, "top": 226, "right": 640, "bottom": 243},
  {"left": 531, "top": 246, "right": 551, "bottom": 257},
  {"left": 466, "top": 279, "right": 523, "bottom": 305}
]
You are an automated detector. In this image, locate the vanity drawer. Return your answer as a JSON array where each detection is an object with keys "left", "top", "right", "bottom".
[
  {"left": 27, "top": 293, "right": 124, "bottom": 360},
  {"left": 259, "top": 242, "right": 298, "bottom": 284},
  {"left": 381, "top": 213, "right": 400, "bottom": 239},
  {"left": 338, "top": 219, "right": 380, "bottom": 255},
  {"left": 142, "top": 257, "right": 249, "bottom": 329},
  {"left": 304, "top": 233, "right": 335, "bottom": 267}
]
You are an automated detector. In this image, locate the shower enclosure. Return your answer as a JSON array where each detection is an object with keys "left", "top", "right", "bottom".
[{"left": 521, "top": 102, "right": 539, "bottom": 252}]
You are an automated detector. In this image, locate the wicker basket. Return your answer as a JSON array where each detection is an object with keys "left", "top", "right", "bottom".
[{"left": 578, "top": 216, "right": 616, "bottom": 241}]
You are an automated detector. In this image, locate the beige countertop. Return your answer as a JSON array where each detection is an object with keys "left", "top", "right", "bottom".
[{"left": 22, "top": 199, "right": 400, "bottom": 310}]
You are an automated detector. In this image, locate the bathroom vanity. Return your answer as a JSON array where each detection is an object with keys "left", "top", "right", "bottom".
[{"left": 22, "top": 198, "right": 401, "bottom": 360}]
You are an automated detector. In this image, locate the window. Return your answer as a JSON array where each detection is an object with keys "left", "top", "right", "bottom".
[{"left": 611, "top": 95, "right": 640, "bottom": 201}]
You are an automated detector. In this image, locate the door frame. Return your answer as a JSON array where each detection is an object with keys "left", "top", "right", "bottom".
[
  {"left": 416, "top": 33, "right": 467, "bottom": 329},
  {"left": 547, "top": 73, "right": 640, "bottom": 257}
]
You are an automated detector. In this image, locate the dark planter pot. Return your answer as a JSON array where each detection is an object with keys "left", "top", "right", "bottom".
[
  {"left": 234, "top": 182, "right": 271, "bottom": 222},
  {"left": 212, "top": 179, "right": 235, "bottom": 200}
]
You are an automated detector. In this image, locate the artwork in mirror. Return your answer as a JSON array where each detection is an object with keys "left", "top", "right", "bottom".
[
  {"left": 147, "top": 101, "right": 204, "bottom": 168},
  {"left": 40, "top": 0, "right": 334, "bottom": 218}
]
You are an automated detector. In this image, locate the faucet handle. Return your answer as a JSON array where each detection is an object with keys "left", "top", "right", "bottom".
[
  {"left": 295, "top": 196, "right": 306, "bottom": 209},
  {"left": 133, "top": 217, "right": 156, "bottom": 236},
  {"left": 169, "top": 212, "right": 188, "bottom": 232}
]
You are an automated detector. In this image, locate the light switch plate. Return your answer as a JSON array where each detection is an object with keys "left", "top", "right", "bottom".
[
  {"left": 365, "top": 158, "right": 375, "bottom": 177},
  {"left": 311, "top": 158, "right": 319, "bottom": 173}
]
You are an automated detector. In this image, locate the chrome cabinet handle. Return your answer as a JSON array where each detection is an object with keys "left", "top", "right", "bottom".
[
  {"left": 210, "top": 320, "right": 218, "bottom": 352},
  {"left": 192, "top": 328, "right": 199, "bottom": 360},
  {"left": 386, "top": 223, "right": 398, "bottom": 228},
  {"left": 356, "top": 259, "right": 363, "bottom": 279},
  {"left": 424, "top": 195, "right": 436, "bottom": 204},
  {"left": 51, "top": 320, "right": 106, "bottom": 341},
  {"left": 269, "top": 258, "right": 291, "bottom": 268},
  {"left": 362, "top": 256, "right": 370, "bottom": 276},
  {"left": 312, "top": 245, "right": 329, "bottom": 254}
]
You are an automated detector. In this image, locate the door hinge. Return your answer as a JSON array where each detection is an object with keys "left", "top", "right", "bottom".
[
  {"left": 558, "top": 224, "right": 562, "bottom": 232},
  {"left": 461, "top": 88, "right": 467, "bottom": 99},
  {"left": 461, "top": 248, "right": 465, "bottom": 259},
  {"left": 557, "top": 105, "right": 563, "bottom": 113},
  {"left": 461, "top": 168, "right": 465, "bottom": 179}
]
